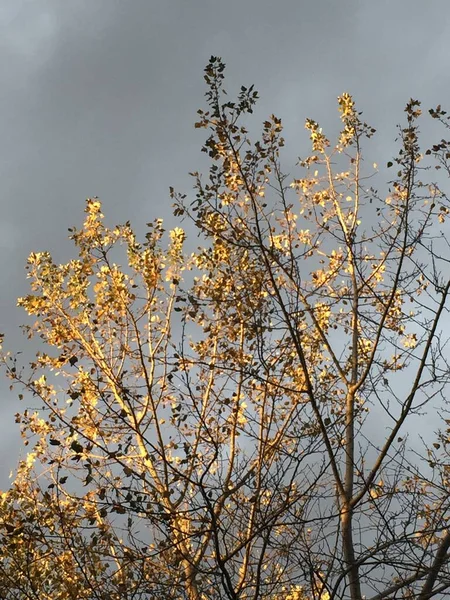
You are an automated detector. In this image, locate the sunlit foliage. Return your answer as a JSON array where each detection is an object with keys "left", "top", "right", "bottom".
[{"left": 1, "top": 58, "right": 450, "bottom": 600}]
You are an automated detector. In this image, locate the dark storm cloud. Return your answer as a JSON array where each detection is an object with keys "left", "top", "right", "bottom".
[{"left": 0, "top": 0, "right": 448, "bottom": 479}]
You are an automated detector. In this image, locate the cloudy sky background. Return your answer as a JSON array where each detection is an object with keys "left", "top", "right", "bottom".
[{"left": 0, "top": 0, "right": 448, "bottom": 481}]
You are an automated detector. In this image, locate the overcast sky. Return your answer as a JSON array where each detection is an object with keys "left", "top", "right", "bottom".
[{"left": 0, "top": 0, "right": 449, "bottom": 480}]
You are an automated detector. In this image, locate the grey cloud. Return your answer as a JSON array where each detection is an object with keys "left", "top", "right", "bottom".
[{"left": 0, "top": 0, "right": 448, "bottom": 480}]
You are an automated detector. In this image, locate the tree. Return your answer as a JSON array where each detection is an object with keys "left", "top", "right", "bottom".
[{"left": 1, "top": 57, "right": 450, "bottom": 600}]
